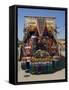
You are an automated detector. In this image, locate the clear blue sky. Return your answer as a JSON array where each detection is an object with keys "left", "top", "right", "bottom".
[{"left": 18, "top": 8, "right": 65, "bottom": 41}]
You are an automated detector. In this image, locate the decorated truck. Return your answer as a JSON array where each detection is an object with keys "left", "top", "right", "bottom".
[{"left": 20, "top": 16, "right": 65, "bottom": 74}]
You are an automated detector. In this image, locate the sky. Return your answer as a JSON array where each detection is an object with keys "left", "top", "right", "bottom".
[{"left": 18, "top": 8, "right": 65, "bottom": 41}]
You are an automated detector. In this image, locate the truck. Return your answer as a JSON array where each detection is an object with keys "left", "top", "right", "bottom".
[{"left": 20, "top": 16, "right": 64, "bottom": 74}]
